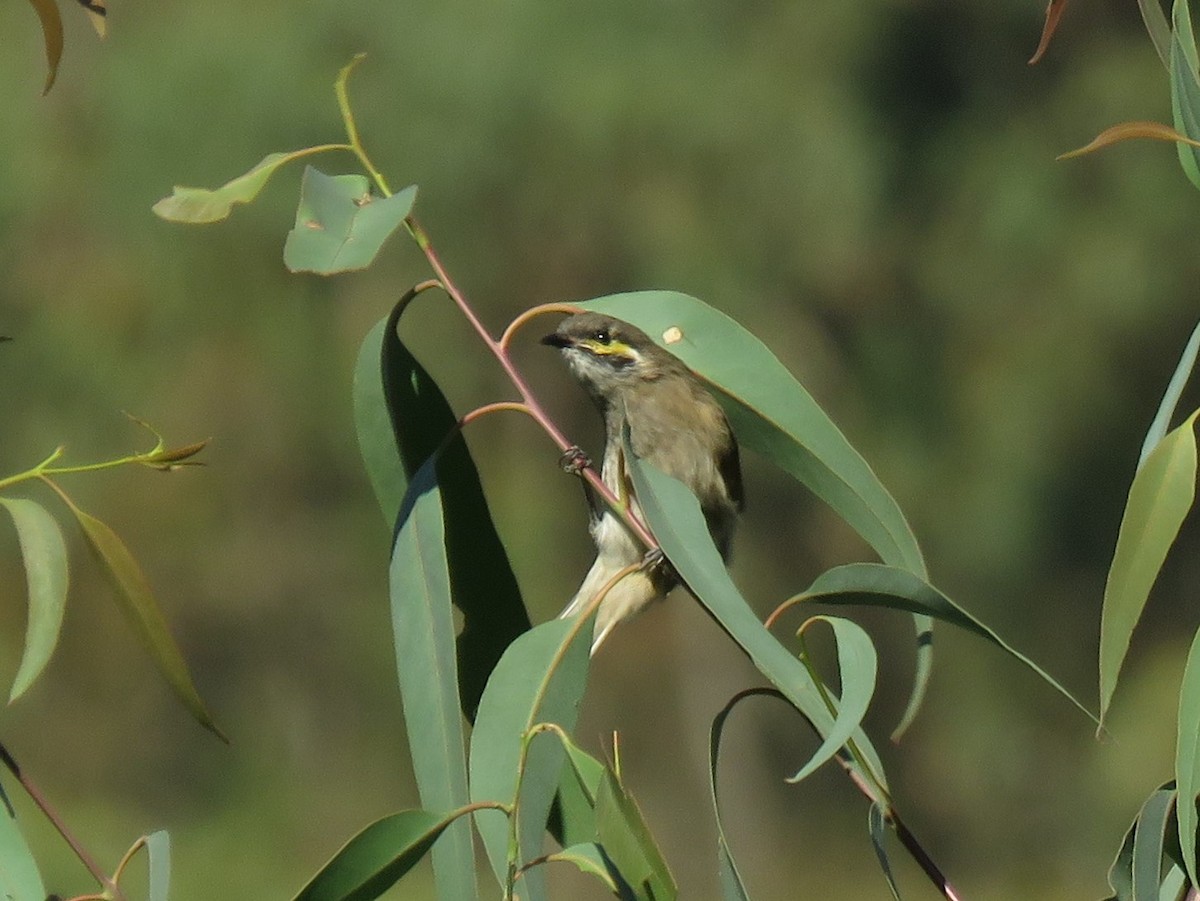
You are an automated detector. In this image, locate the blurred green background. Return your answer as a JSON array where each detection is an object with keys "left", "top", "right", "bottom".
[{"left": 2, "top": 0, "right": 1199, "bottom": 898}]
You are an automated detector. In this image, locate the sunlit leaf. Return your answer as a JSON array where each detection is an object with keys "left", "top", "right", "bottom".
[
  {"left": 1134, "top": 789, "right": 1174, "bottom": 901},
  {"left": 0, "top": 497, "right": 68, "bottom": 702},
  {"left": 153, "top": 151, "right": 328, "bottom": 224},
  {"left": 1100, "top": 415, "right": 1198, "bottom": 725},
  {"left": 1028, "top": 0, "right": 1069, "bottom": 65},
  {"left": 390, "top": 459, "right": 476, "bottom": 901},
  {"left": 0, "top": 781, "right": 45, "bottom": 901},
  {"left": 787, "top": 615, "right": 877, "bottom": 784},
  {"left": 1140, "top": 321, "right": 1200, "bottom": 467},
  {"left": 544, "top": 843, "right": 626, "bottom": 895},
  {"left": 1177, "top": 629, "right": 1200, "bottom": 889},
  {"left": 469, "top": 619, "right": 590, "bottom": 898},
  {"left": 293, "top": 809, "right": 459, "bottom": 901},
  {"left": 283, "top": 167, "right": 416, "bottom": 274},
  {"left": 624, "top": 444, "right": 890, "bottom": 795},
  {"left": 595, "top": 767, "right": 677, "bottom": 901},
  {"left": 1171, "top": 0, "right": 1200, "bottom": 191},
  {"left": 52, "top": 487, "right": 226, "bottom": 741},
  {"left": 581, "top": 291, "right": 931, "bottom": 739},
  {"left": 1057, "top": 121, "right": 1200, "bottom": 160},
  {"left": 548, "top": 727, "right": 607, "bottom": 849},
  {"left": 144, "top": 830, "right": 171, "bottom": 901},
  {"left": 868, "top": 802, "right": 902, "bottom": 901},
  {"left": 27, "top": 0, "right": 63, "bottom": 95},
  {"left": 793, "top": 563, "right": 1095, "bottom": 723}
]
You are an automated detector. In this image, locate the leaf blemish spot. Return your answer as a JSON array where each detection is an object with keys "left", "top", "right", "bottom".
[
  {"left": 304, "top": 219, "right": 323, "bottom": 230},
  {"left": 662, "top": 326, "right": 684, "bottom": 345}
]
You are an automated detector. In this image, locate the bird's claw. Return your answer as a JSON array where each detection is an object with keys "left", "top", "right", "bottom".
[
  {"left": 560, "top": 446, "right": 592, "bottom": 474},
  {"left": 641, "top": 547, "right": 666, "bottom": 571}
]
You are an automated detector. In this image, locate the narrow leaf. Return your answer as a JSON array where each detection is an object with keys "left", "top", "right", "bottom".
[
  {"left": 1028, "top": 0, "right": 1070, "bottom": 65},
  {"left": 0, "top": 498, "right": 69, "bottom": 702},
  {"left": 26, "top": 0, "right": 63, "bottom": 94},
  {"left": 624, "top": 447, "right": 890, "bottom": 795},
  {"left": 579, "top": 291, "right": 932, "bottom": 738},
  {"left": 53, "top": 489, "right": 225, "bottom": 741},
  {"left": 283, "top": 167, "right": 416, "bottom": 274},
  {"left": 144, "top": 830, "right": 171, "bottom": 901},
  {"left": 595, "top": 768, "right": 677, "bottom": 901},
  {"left": 868, "top": 802, "right": 903, "bottom": 901},
  {"left": 469, "top": 619, "right": 590, "bottom": 897},
  {"left": 1177, "top": 628, "right": 1200, "bottom": 888},
  {"left": 1057, "top": 121, "right": 1200, "bottom": 160},
  {"left": 1134, "top": 789, "right": 1175, "bottom": 901},
  {"left": 0, "top": 782, "right": 45, "bottom": 901},
  {"left": 1140, "top": 320, "right": 1200, "bottom": 467},
  {"left": 787, "top": 615, "right": 877, "bottom": 784},
  {"left": 1101, "top": 415, "right": 1198, "bottom": 724},
  {"left": 293, "top": 809, "right": 457, "bottom": 901},
  {"left": 76, "top": 0, "right": 106, "bottom": 38},
  {"left": 153, "top": 151, "right": 322, "bottom": 224},
  {"left": 352, "top": 318, "right": 408, "bottom": 525},
  {"left": 1159, "top": 864, "right": 1187, "bottom": 900},
  {"left": 1139, "top": 0, "right": 1173, "bottom": 69},
  {"left": 1171, "top": 0, "right": 1200, "bottom": 191},
  {"left": 390, "top": 459, "right": 476, "bottom": 901},
  {"left": 548, "top": 728, "right": 607, "bottom": 848},
  {"left": 796, "top": 563, "right": 1096, "bottom": 720},
  {"left": 1106, "top": 806, "right": 1137, "bottom": 901}
]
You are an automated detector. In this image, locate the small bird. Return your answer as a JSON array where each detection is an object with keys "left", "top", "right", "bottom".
[{"left": 542, "top": 312, "right": 744, "bottom": 652}]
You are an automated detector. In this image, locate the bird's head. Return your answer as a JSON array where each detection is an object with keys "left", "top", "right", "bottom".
[{"left": 541, "top": 313, "right": 664, "bottom": 399}]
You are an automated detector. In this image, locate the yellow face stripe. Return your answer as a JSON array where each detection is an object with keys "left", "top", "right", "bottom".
[{"left": 580, "top": 338, "right": 641, "bottom": 362}]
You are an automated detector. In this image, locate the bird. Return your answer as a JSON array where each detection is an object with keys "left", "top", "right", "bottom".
[{"left": 541, "top": 312, "right": 744, "bottom": 652}]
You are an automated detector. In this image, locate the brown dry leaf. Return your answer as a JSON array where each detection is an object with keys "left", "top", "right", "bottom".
[
  {"left": 1029, "top": 0, "right": 1069, "bottom": 65},
  {"left": 1058, "top": 120, "right": 1200, "bottom": 160}
]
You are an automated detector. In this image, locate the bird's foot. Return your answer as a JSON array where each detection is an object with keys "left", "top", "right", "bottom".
[
  {"left": 641, "top": 547, "right": 666, "bottom": 571},
  {"left": 559, "top": 445, "right": 592, "bottom": 474}
]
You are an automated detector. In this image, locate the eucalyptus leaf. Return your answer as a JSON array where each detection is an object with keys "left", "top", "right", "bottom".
[
  {"left": 153, "top": 151, "right": 324, "bottom": 224},
  {"left": 1133, "top": 789, "right": 1174, "bottom": 901},
  {"left": 26, "top": 0, "right": 63, "bottom": 95},
  {"left": 868, "top": 802, "right": 903, "bottom": 901},
  {"left": 144, "top": 830, "right": 171, "bottom": 901},
  {"left": 0, "top": 781, "right": 45, "bottom": 901},
  {"left": 1140, "top": 320, "right": 1200, "bottom": 467},
  {"left": 595, "top": 767, "right": 678, "bottom": 901},
  {"left": 1171, "top": 0, "right": 1200, "bottom": 191},
  {"left": 1177, "top": 627, "right": 1200, "bottom": 889}
]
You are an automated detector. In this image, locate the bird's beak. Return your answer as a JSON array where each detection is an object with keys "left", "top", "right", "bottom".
[{"left": 541, "top": 332, "right": 571, "bottom": 349}]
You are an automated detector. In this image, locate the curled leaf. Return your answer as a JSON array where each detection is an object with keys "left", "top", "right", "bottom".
[
  {"left": 1028, "top": 0, "right": 1069, "bottom": 65},
  {"left": 27, "top": 0, "right": 64, "bottom": 95},
  {"left": 1058, "top": 121, "right": 1200, "bottom": 160}
]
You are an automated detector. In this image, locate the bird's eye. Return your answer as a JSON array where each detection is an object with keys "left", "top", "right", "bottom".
[{"left": 592, "top": 329, "right": 611, "bottom": 344}]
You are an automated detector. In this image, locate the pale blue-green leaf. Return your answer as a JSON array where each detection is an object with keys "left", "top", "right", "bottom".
[
  {"left": 1140, "top": 0, "right": 1172, "bottom": 69},
  {"left": 1158, "top": 864, "right": 1186, "bottom": 901},
  {"left": 144, "top": 830, "right": 171, "bottom": 901},
  {"left": 550, "top": 727, "right": 607, "bottom": 848},
  {"left": 868, "top": 802, "right": 902, "bottom": 901},
  {"left": 283, "top": 167, "right": 416, "bottom": 273},
  {"left": 1177, "top": 626, "right": 1200, "bottom": 889},
  {"left": 787, "top": 615, "right": 877, "bottom": 783},
  {"left": 624, "top": 446, "right": 889, "bottom": 794},
  {"left": 469, "top": 618, "right": 590, "bottom": 898},
  {"left": 352, "top": 317, "right": 407, "bottom": 526},
  {"left": 579, "top": 291, "right": 931, "bottom": 739},
  {"left": 544, "top": 843, "right": 624, "bottom": 895},
  {"left": 0, "top": 497, "right": 68, "bottom": 702},
  {"left": 293, "top": 809, "right": 456, "bottom": 901},
  {"left": 1140, "top": 321, "right": 1200, "bottom": 467},
  {"left": 796, "top": 563, "right": 1095, "bottom": 723},
  {"left": 1106, "top": 808, "right": 1137, "bottom": 901},
  {"left": 1133, "top": 789, "right": 1174, "bottom": 901},
  {"left": 153, "top": 151, "right": 313, "bottom": 223},
  {"left": 1171, "top": 0, "right": 1200, "bottom": 190},
  {"left": 1101, "top": 415, "right": 1198, "bottom": 724},
  {"left": 595, "top": 768, "right": 677, "bottom": 901},
  {"left": 0, "top": 782, "right": 45, "bottom": 901},
  {"left": 390, "top": 458, "right": 476, "bottom": 901}
]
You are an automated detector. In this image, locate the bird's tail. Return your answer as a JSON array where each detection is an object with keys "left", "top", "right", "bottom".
[{"left": 559, "top": 555, "right": 664, "bottom": 654}]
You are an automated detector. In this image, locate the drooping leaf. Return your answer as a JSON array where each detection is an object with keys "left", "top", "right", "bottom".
[
  {"left": 389, "top": 459, "right": 476, "bottom": 901},
  {"left": 1028, "top": 0, "right": 1070, "bottom": 65},
  {"left": 293, "top": 809, "right": 460, "bottom": 901},
  {"left": 579, "top": 291, "right": 932, "bottom": 739},
  {"left": 793, "top": 563, "right": 1095, "bottom": 723},
  {"left": 1177, "top": 629, "right": 1200, "bottom": 888},
  {"left": 469, "top": 618, "right": 590, "bottom": 898},
  {"left": 1100, "top": 415, "right": 1198, "bottom": 725},
  {"left": 544, "top": 843, "right": 630, "bottom": 896},
  {"left": 787, "top": 615, "right": 877, "bottom": 784},
  {"left": 283, "top": 167, "right": 416, "bottom": 273},
  {"left": 1106, "top": 802, "right": 1138, "bottom": 901},
  {"left": 595, "top": 767, "right": 677, "bottom": 901},
  {"left": 0, "top": 780, "right": 45, "bottom": 901},
  {"left": 623, "top": 445, "right": 890, "bottom": 796},
  {"left": 0, "top": 497, "right": 69, "bottom": 702},
  {"left": 153, "top": 151, "right": 328, "bottom": 224},
  {"left": 144, "top": 830, "right": 171, "bottom": 901},
  {"left": 1171, "top": 0, "right": 1200, "bottom": 191},
  {"left": 1133, "top": 789, "right": 1175, "bottom": 901},
  {"left": 76, "top": 0, "right": 106, "bottom": 38},
  {"left": 1139, "top": 0, "right": 1173, "bottom": 69},
  {"left": 868, "top": 802, "right": 903, "bottom": 901},
  {"left": 1140, "top": 320, "right": 1200, "bottom": 467},
  {"left": 26, "top": 0, "right": 63, "bottom": 94},
  {"left": 353, "top": 318, "right": 408, "bottom": 526},
  {"left": 1057, "top": 121, "right": 1200, "bottom": 160},
  {"left": 51, "top": 487, "right": 225, "bottom": 741},
  {"left": 547, "top": 726, "right": 607, "bottom": 849}
]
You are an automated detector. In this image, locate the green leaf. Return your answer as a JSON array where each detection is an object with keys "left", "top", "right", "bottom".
[
  {"left": 389, "top": 459, "right": 476, "bottom": 901},
  {"left": 868, "top": 802, "right": 903, "bottom": 901},
  {"left": 26, "top": 0, "right": 63, "bottom": 95},
  {"left": 623, "top": 445, "right": 890, "bottom": 796},
  {"left": 1140, "top": 0, "right": 1173, "bottom": 68},
  {"left": 1134, "top": 789, "right": 1175, "bottom": 901},
  {"left": 548, "top": 728, "right": 607, "bottom": 848},
  {"left": 579, "top": 291, "right": 932, "bottom": 739},
  {"left": 1177, "top": 627, "right": 1200, "bottom": 889},
  {"left": 283, "top": 167, "right": 416, "bottom": 273},
  {"left": 1159, "top": 865, "right": 1187, "bottom": 900},
  {"left": 293, "top": 809, "right": 459, "bottom": 901},
  {"left": 1106, "top": 804, "right": 1137, "bottom": 901},
  {"left": 795, "top": 563, "right": 1096, "bottom": 723},
  {"left": 595, "top": 767, "right": 677, "bottom": 901},
  {"left": 1140, "top": 320, "right": 1200, "bottom": 467},
  {"left": 152, "top": 151, "right": 320, "bottom": 224},
  {"left": 0, "top": 498, "right": 68, "bottom": 702},
  {"left": 1101, "top": 415, "right": 1198, "bottom": 724},
  {"left": 144, "top": 830, "right": 171, "bottom": 901},
  {"left": 787, "top": 615, "right": 877, "bottom": 784},
  {"left": 1171, "top": 0, "right": 1200, "bottom": 191},
  {"left": 544, "top": 843, "right": 626, "bottom": 895},
  {"left": 352, "top": 318, "right": 408, "bottom": 526},
  {"left": 468, "top": 619, "right": 590, "bottom": 897},
  {"left": 0, "top": 781, "right": 45, "bottom": 901},
  {"left": 54, "top": 489, "right": 225, "bottom": 741}
]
